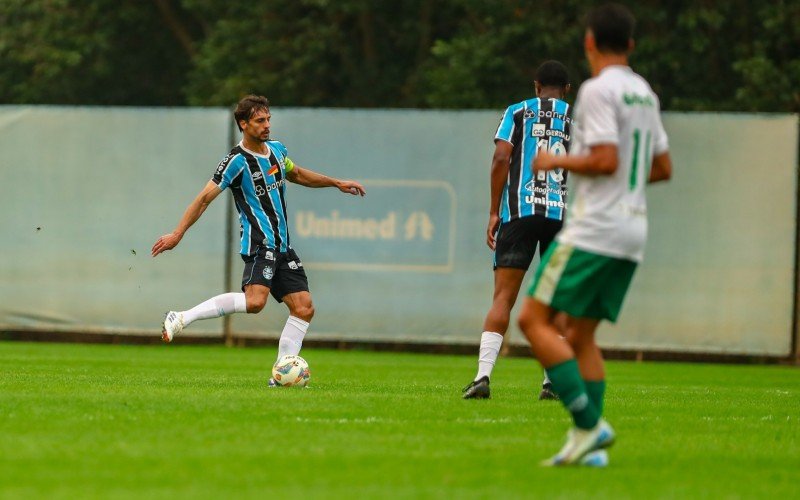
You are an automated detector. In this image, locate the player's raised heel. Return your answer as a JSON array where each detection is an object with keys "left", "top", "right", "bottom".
[{"left": 161, "top": 311, "right": 184, "bottom": 343}]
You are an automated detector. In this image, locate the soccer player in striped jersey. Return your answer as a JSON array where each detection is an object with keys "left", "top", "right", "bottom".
[
  {"left": 463, "top": 61, "right": 572, "bottom": 400},
  {"left": 519, "top": 3, "right": 672, "bottom": 466},
  {"left": 152, "top": 95, "right": 365, "bottom": 383}
]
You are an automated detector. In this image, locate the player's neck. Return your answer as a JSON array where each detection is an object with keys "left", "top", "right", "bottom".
[
  {"left": 241, "top": 136, "right": 268, "bottom": 154},
  {"left": 590, "top": 53, "right": 629, "bottom": 77},
  {"left": 538, "top": 89, "right": 562, "bottom": 100}
]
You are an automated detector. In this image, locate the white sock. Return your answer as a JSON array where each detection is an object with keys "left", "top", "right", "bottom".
[
  {"left": 277, "top": 316, "right": 309, "bottom": 360},
  {"left": 181, "top": 293, "right": 247, "bottom": 326},
  {"left": 475, "top": 331, "right": 504, "bottom": 381}
]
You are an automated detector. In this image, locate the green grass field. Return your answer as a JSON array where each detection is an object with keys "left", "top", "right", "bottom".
[{"left": 1, "top": 342, "right": 798, "bottom": 499}]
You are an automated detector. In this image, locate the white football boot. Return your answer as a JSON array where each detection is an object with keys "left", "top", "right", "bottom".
[
  {"left": 579, "top": 449, "right": 609, "bottom": 467},
  {"left": 541, "top": 419, "right": 615, "bottom": 466},
  {"left": 161, "top": 311, "right": 184, "bottom": 343}
]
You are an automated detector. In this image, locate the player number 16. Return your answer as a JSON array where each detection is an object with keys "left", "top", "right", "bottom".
[{"left": 536, "top": 139, "right": 566, "bottom": 180}]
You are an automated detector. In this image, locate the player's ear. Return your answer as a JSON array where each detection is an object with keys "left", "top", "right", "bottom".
[
  {"left": 584, "top": 30, "right": 595, "bottom": 53},
  {"left": 564, "top": 83, "right": 571, "bottom": 96},
  {"left": 534, "top": 81, "right": 542, "bottom": 97},
  {"left": 627, "top": 38, "right": 635, "bottom": 53}
]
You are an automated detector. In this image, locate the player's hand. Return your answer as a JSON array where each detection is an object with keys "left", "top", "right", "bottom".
[
  {"left": 486, "top": 213, "right": 501, "bottom": 250},
  {"left": 337, "top": 180, "right": 366, "bottom": 197},
  {"left": 151, "top": 232, "right": 182, "bottom": 257},
  {"left": 533, "top": 150, "right": 558, "bottom": 172}
]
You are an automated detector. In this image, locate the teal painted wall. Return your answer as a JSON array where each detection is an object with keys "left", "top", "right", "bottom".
[
  {"left": 1, "top": 107, "right": 796, "bottom": 355},
  {"left": 0, "top": 106, "right": 230, "bottom": 336}
]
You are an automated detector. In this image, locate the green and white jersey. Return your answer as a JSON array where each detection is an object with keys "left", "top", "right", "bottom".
[{"left": 557, "top": 65, "right": 669, "bottom": 262}]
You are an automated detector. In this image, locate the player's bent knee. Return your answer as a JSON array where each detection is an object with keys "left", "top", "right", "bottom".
[
  {"left": 246, "top": 298, "right": 267, "bottom": 314},
  {"left": 518, "top": 301, "right": 549, "bottom": 337},
  {"left": 517, "top": 309, "right": 534, "bottom": 333},
  {"left": 293, "top": 303, "right": 314, "bottom": 321},
  {"left": 567, "top": 332, "right": 595, "bottom": 351}
]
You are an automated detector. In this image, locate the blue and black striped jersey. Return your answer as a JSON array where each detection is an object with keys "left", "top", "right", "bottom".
[
  {"left": 494, "top": 97, "right": 571, "bottom": 222},
  {"left": 212, "top": 140, "right": 295, "bottom": 256}
]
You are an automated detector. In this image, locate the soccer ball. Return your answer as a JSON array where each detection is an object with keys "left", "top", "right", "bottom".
[{"left": 271, "top": 355, "right": 310, "bottom": 387}]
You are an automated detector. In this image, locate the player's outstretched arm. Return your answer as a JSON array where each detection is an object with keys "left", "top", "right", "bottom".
[
  {"left": 648, "top": 152, "right": 672, "bottom": 183},
  {"left": 286, "top": 165, "right": 366, "bottom": 196},
  {"left": 151, "top": 181, "right": 223, "bottom": 257}
]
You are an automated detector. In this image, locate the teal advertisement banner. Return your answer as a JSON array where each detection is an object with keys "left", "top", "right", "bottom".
[{"left": 293, "top": 180, "right": 456, "bottom": 272}]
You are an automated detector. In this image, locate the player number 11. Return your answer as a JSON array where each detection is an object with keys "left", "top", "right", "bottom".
[{"left": 629, "top": 128, "right": 652, "bottom": 190}]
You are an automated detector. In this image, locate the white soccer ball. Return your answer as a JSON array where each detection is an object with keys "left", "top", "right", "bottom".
[{"left": 271, "top": 355, "right": 310, "bottom": 387}]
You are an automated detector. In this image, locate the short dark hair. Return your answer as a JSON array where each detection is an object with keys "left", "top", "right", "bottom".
[
  {"left": 535, "top": 60, "right": 569, "bottom": 88},
  {"left": 586, "top": 3, "right": 635, "bottom": 54},
  {"left": 234, "top": 95, "right": 270, "bottom": 131}
]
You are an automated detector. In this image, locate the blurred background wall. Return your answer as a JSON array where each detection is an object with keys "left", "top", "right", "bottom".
[{"left": 1, "top": 106, "right": 796, "bottom": 356}]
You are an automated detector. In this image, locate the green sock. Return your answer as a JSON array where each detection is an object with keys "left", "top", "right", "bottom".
[
  {"left": 584, "top": 380, "right": 606, "bottom": 416},
  {"left": 546, "top": 359, "right": 600, "bottom": 430}
]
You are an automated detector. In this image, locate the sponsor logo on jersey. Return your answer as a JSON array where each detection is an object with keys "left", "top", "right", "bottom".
[
  {"left": 524, "top": 195, "right": 567, "bottom": 208},
  {"left": 524, "top": 181, "right": 567, "bottom": 196},
  {"left": 288, "top": 261, "right": 298, "bottom": 270},
  {"left": 216, "top": 153, "right": 234, "bottom": 173},
  {"left": 623, "top": 92, "right": 655, "bottom": 107},
  {"left": 267, "top": 164, "right": 279, "bottom": 176},
  {"left": 537, "top": 109, "right": 573, "bottom": 123},
  {"left": 265, "top": 250, "right": 274, "bottom": 260},
  {"left": 546, "top": 129, "right": 570, "bottom": 141},
  {"left": 255, "top": 179, "right": 285, "bottom": 197},
  {"left": 532, "top": 123, "right": 546, "bottom": 137},
  {"left": 251, "top": 171, "right": 263, "bottom": 181}
]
